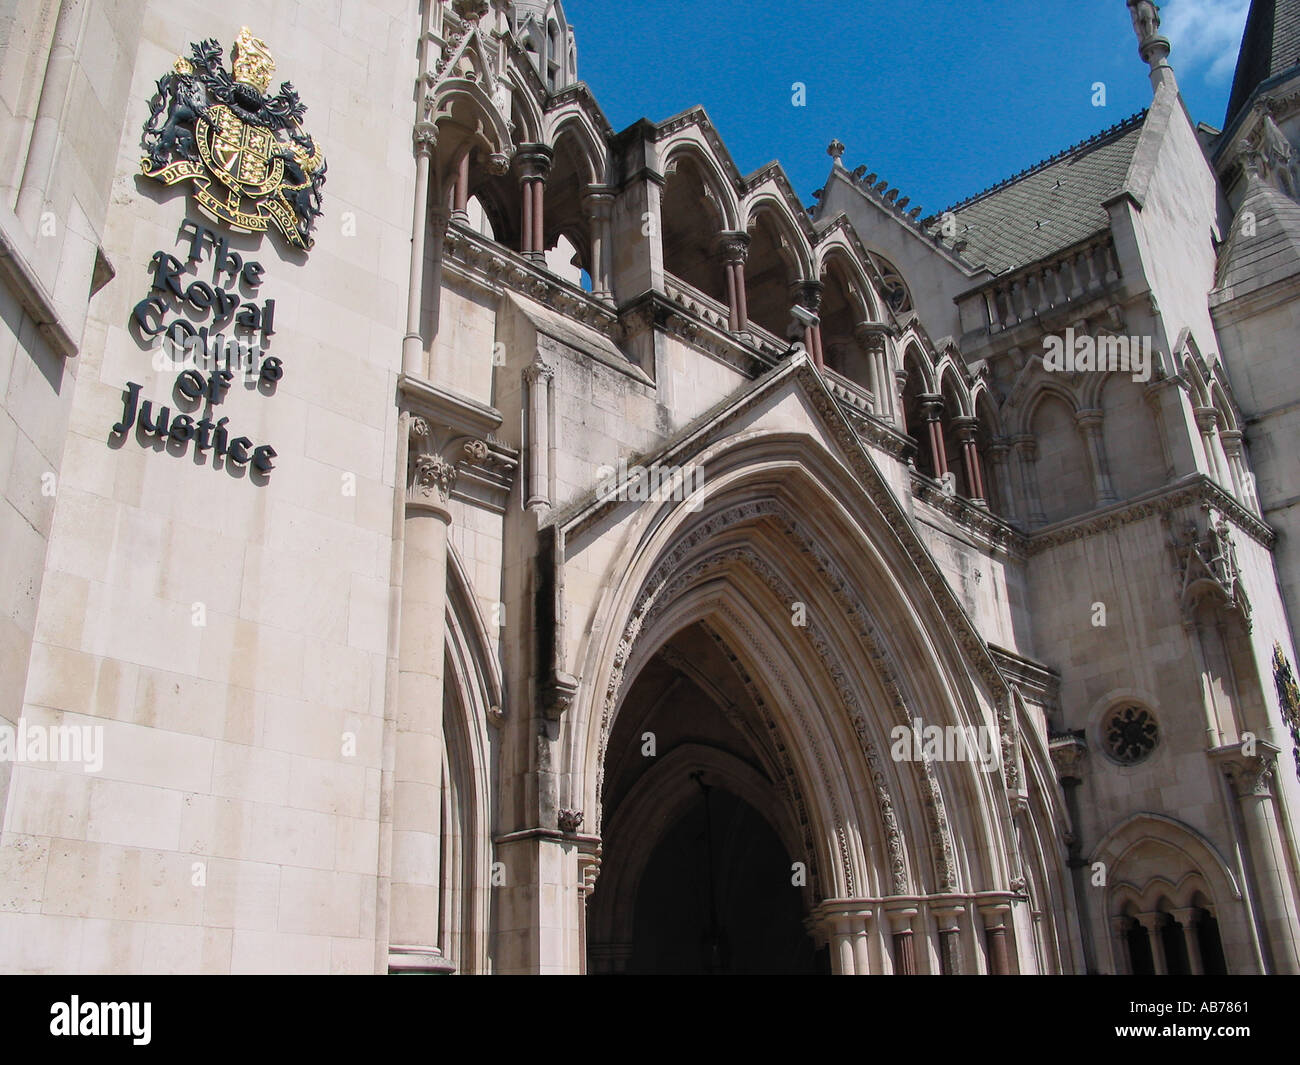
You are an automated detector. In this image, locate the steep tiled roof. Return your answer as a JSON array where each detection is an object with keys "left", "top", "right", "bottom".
[
  {"left": 1226, "top": 0, "right": 1300, "bottom": 129},
  {"left": 1213, "top": 176, "right": 1300, "bottom": 301},
  {"left": 922, "top": 112, "right": 1147, "bottom": 277}
]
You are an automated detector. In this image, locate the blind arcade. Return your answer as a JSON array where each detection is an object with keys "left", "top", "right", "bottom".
[{"left": 115, "top": 220, "right": 281, "bottom": 477}]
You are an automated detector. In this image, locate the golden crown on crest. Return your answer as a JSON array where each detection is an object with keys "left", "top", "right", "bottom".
[{"left": 231, "top": 26, "right": 275, "bottom": 94}]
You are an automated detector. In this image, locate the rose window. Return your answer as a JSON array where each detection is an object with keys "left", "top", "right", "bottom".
[{"left": 1104, "top": 705, "right": 1159, "bottom": 765}]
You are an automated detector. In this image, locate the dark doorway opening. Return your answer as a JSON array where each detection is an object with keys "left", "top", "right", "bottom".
[{"left": 627, "top": 786, "right": 825, "bottom": 974}]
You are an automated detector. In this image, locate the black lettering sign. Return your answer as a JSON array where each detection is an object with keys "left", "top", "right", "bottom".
[{"left": 116, "top": 219, "right": 286, "bottom": 481}]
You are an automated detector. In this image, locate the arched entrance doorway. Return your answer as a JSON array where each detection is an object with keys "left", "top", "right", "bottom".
[{"left": 587, "top": 623, "right": 830, "bottom": 974}]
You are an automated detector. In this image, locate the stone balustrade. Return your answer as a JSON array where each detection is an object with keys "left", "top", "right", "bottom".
[{"left": 976, "top": 235, "right": 1121, "bottom": 334}]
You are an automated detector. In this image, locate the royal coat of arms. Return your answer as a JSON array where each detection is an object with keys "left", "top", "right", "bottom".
[{"left": 141, "top": 27, "right": 326, "bottom": 250}]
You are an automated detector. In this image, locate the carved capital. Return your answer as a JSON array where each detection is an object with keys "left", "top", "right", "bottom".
[
  {"left": 410, "top": 451, "right": 457, "bottom": 504},
  {"left": 516, "top": 143, "right": 554, "bottom": 182},
  {"left": 406, "top": 414, "right": 493, "bottom": 510},
  {"left": 1214, "top": 741, "right": 1280, "bottom": 799},
  {"left": 413, "top": 119, "right": 439, "bottom": 156},
  {"left": 583, "top": 185, "right": 616, "bottom": 219},
  {"left": 1074, "top": 408, "right": 1104, "bottom": 434},
  {"left": 617, "top": 301, "right": 657, "bottom": 342},
  {"left": 854, "top": 321, "right": 889, "bottom": 354},
  {"left": 1012, "top": 434, "right": 1038, "bottom": 461},
  {"left": 452, "top": 0, "right": 490, "bottom": 19},
  {"left": 1227, "top": 754, "right": 1276, "bottom": 798},
  {"left": 790, "top": 279, "right": 824, "bottom": 311},
  {"left": 1194, "top": 405, "right": 1220, "bottom": 435},
  {"left": 952, "top": 416, "right": 980, "bottom": 444},
  {"left": 523, "top": 357, "right": 556, "bottom": 385},
  {"left": 557, "top": 809, "right": 584, "bottom": 833},
  {"left": 919, "top": 394, "right": 945, "bottom": 421},
  {"left": 542, "top": 671, "right": 579, "bottom": 722},
  {"left": 715, "top": 230, "right": 750, "bottom": 264},
  {"left": 1049, "top": 731, "right": 1088, "bottom": 782}
]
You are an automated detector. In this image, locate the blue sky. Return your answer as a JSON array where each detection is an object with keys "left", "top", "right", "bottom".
[{"left": 561, "top": 0, "right": 1251, "bottom": 214}]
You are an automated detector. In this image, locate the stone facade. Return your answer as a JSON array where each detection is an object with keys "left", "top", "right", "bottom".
[{"left": 0, "top": 0, "right": 1298, "bottom": 974}]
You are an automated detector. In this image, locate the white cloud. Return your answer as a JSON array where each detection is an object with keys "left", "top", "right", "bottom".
[{"left": 1159, "top": 0, "right": 1251, "bottom": 81}]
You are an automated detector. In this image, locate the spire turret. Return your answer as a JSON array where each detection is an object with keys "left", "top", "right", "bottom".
[{"left": 1225, "top": 0, "right": 1300, "bottom": 130}]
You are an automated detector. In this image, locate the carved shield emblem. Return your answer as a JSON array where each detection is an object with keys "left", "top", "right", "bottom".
[{"left": 140, "top": 27, "right": 326, "bottom": 250}]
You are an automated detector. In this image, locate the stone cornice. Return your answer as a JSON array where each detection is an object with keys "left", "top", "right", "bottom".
[
  {"left": 0, "top": 204, "right": 77, "bottom": 359},
  {"left": 544, "top": 81, "right": 615, "bottom": 137},
  {"left": 990, "top": 645, "right": 1061, "bottom": 704},
  {"left": 443, "top": 222, "right": 619, "bottom": 336},
  {"left": 398, "top": 373, "right": 503, "bottom": 440},
  {"left": 645, "top": 285, "right": 785, "bottom": 377},
  {"left": 1024, "top": 474, "right": 1275, "bottom": 556},
  {"left": 910, "top": 471, "right": 1025, "bottom": 557}
]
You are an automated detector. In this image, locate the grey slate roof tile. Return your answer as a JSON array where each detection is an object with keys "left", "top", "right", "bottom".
[
  {"left": 1213, "top": 177, "right": 1300, "bottom": 301},
  {"left": 922, "top": 112, "right": 1147, "bottom": 277}
]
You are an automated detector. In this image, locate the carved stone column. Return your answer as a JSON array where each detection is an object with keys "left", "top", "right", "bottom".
[
  {"left": 988, "top": 439, "right": 1017, "bottom": 520},
  {"left": 816, "top": 901, "right": 874, "bottom": 974},
  {"left": 1171, "top": 907, "right": 1205, "bottom": 975},
  {"left": 1220, "top": 745, "right": 1300, "bottom": 973},
  {"left": 1219, "top": 429, "right": 1257, "bottom": 513},
  {"left": 979, "top": 902, "right": 1016, "bottom": 974},
  {"left": 954, "top": 416, "right": 985, "bottom": 504},
  {"left": 1051, "top": 731, "right": 1096, "bottom": 972},
  {"left": 1074, "top": 408, "right": 1117, "bottom": 506},
  {"left": 919, "top": 395, "right": 948, "bottom": 479},
  {"left": 933, "top": 903, "right": 966, "bottom": 974},
  {"left": 576, "top": 843, "right": 602, "bottom": 976},
  {"left": 717, "top": 231, "right": 750, "bottom": 334},
  {"left": 517, "top": 144, "right": 553, "bottom": 260},
  {"left": 884, "top": 904, "right": 919, "bottom": 975},
  {"left": 791, "top": 279, "right": 824, "bottom": 368},
  {"left": 523, "top": 357, "right": 555, "bottom": 512},
  {"left": 1195, "top": 406, "right": 1226, "bottom": 487},
  {"left": 451, "top": 146, "right": 472, "bottom": 223},
  {"left": 854, "top": 322, "right": 891, "bottom": 421},
  {"left": 403, "top": 117, "right": 438, "bottom": 376},
  {"left": 1111, "top": 914, "right": 1135, "bottom": 975},
  {"left": 388, "top": 379, "right": 502, "bottom": 974},
  {"left": 894, "top": 366, "right": 910, "bottom": 432},
  {"left": 1013, "top": 434, "right": 1047, "bottom": 528},
  {"left": 390, "top": 420, "right": 458, "bottom": 973},
  {"left": 1136, "top": 912, "right": 1168, "bottom": 975},
  {"left": 583, "top": 186, "right": 616, "bottom": 302}
]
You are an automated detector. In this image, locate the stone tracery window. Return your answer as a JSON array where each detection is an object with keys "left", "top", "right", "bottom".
[
  {"left": 1103, "top": 704, "right": 1159, "bottom": 765},
  {"left": 869, "top": 253, "right": 912, "bottom": 314}
]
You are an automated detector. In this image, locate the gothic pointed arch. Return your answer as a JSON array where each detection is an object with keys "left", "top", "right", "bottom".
[
  {"left": 814, "top": 224, "right": 885, "bottom": 322},
  {"left": 1090, "top": 812, "right": 1247, "bottom": 973},
  {"left": 440, "top": 542, "right": 500, "bottom": 974},
  {"left": 550, "top": 363, "right": 1026, "bottom": 940},
  {"left": 659, "top": 135, "right": 742, "bottom": 232}
]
